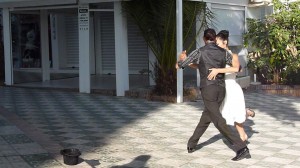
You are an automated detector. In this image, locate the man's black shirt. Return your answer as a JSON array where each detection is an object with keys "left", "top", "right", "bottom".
[{"left": 178, "top": 42, "right": 227, "bottom": 88}]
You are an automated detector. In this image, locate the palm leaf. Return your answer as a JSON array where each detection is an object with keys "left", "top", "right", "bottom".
[{"left": 122, "top": 0, "right": 214, "bottom": 95}]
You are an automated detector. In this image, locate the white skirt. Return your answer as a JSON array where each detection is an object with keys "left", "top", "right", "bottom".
[{"left": 220, "top": 79, "right": 246, "bottom": 125}]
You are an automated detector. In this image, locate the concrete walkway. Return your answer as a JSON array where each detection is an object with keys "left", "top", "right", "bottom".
[{"left": 0, "top": 86, "right": 300, "bottom": 168}]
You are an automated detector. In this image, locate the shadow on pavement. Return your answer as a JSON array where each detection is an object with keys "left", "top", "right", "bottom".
[
  {"left": 84, "top": 159, "right": 101, "bottom": 168},
  {"left": 244, "top": 92, "right": 300, "bottom": 126},
  {"left": 110, "top": 155, "right": 151, "bottom": 168}
]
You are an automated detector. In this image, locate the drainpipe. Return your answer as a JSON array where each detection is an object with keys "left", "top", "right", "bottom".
[{"left": 3, "top": 8, "right": 13, "bottom": 85}]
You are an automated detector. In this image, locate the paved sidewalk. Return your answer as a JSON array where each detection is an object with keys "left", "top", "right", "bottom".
[{"left": 0, "top": 87, "right": 300, "bottom": 168}]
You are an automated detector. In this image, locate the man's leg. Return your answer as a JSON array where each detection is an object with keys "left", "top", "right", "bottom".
[
  {"left": 201, "top": 85, "right": 246, "bottom": 151},
  {"left": 187, "top": 106, "right": 211, "bottom": 149}
]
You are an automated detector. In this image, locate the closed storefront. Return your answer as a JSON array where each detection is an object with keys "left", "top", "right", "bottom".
[
  {"left": 60, "top": 10, "right": 148, "bottom": 74},
  {"left": 94, "top": 11, "right": 148, "bottom": 75},
  {"left": 65, "top": 14, "right": 79, "bottom": 68},
  {"left": 127, "top": 17, "right": 148, "bottom": 74},
  {"left": 95, "top": 12, "right": 115, "bottom": 74}
]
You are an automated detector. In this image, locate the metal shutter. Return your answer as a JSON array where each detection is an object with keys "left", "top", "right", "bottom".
[
  {"left": 96, "top": 12, "right": 148, "bottom": 74},
  {"left": 100, "top": 12, "right": 116, "bottom": 74},
  {"left": 65, "top": 14, "right": 79, "bottom": 67},
  {"left": 128, "top": 18, "right": 148, "bottom": 74}
]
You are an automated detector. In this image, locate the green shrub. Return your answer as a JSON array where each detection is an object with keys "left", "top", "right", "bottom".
[{"left": 244, "top": 0, "right": 300, "bottom": 84}]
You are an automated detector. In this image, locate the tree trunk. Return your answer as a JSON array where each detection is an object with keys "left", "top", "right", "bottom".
[{"left": 273, "top": 69, "right": 280, "bottom": 84}]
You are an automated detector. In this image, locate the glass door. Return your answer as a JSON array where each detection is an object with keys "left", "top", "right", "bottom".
[{"left": 11, "top": 13, "right": 42, "bottom": 83}]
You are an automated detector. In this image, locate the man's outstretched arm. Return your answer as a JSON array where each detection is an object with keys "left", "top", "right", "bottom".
[{"left": 177, "top": 49, "right": 201, "bottom": 69}]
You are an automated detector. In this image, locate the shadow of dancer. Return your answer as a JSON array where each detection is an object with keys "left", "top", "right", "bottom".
[
  {"left": 193, "top": 134, "right": 223, "bottom": 152},
  {"left": 193, "top": 119, "right": 258, "bottom": 153},
  {"left": 84, "top": 159, "right": 101, "bottom": 168},
  {"left": 110, "top": 155, "right": 151, "bottom": 168}
]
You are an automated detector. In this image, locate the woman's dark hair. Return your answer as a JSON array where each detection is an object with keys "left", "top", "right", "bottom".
[
  {"left": 203, "top": 28, "right": 216, "bottom": 41},
  {"left": 216, "top": 30, "right": 229, "bottom": 41}
]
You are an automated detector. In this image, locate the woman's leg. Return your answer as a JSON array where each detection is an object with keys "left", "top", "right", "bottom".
[{"left": 235, "top": 122, "right": 248, "bottom": 142}]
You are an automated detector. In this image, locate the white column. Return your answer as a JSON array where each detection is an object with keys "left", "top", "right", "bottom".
[
  {"left": 148, "top": 47, "right": 156, "bottom": 86},
  {"left": 196, "top": 20, "right": 202, "bottom": 88},
  {"left": 176, "top": 0, "right": 183, "bottom": 103},
  {"left": 78, "top": 4, "right": 91, "bottom": 93},
  {"left": 3, "top": 8, "right": 13, "bottom": 85},
  {"left": 196, "top": 14, "right": 204, "bottom": 88},
  {"left": 114, "top": 2, "right": 129, "bottom": 96},
  {"left": 244, "top": 6, "right": 249, "bottom": 77},
  {"left": 40, "top": 10, "right": 50, "bottom": 81}
]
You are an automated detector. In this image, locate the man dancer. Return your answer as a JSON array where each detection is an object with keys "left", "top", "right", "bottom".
[{"left": 176, "top": 28, "right": 250, "bottom": 161}]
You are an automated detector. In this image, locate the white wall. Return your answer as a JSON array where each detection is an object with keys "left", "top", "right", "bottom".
[
  {"left": 201, "top": 0, "right": 249, "bottom": 6},
  {"left": 246, "top": 5, "right": 273, "bottom": 19},
  {"left": 0, "top": 0, "right": 77, "bottom": 8},
  {"left": 211, "top": 4, "right": 245, "bottom": 46}
]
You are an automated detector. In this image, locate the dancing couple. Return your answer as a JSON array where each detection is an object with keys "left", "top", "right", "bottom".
[{"left": 176, "top": 28, "right": 254, "bottom": 161}]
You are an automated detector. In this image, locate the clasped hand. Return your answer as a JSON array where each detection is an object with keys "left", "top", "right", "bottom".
[
  {"left": 175, "top": 50, "right": 220, "bottom": 80},
  {"left": 207, "top": 68, "right": 220, "bottom": 80},
  {"left": 175, "top": 50, "right": 187, "bottom": 69}
]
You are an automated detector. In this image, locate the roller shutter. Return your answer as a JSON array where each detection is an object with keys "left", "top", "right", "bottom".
[
  {"left": 97, "top": 12, "right": 148, "bottom": 74},
  {"left": 128, "top": 17, "right": 148, "bottom": 74},
  {"left": 99, "top": 12, "right": 116, "bottom": 74},
  {"left": 65, "top": 14, "right": 79, "bottom": 68}
]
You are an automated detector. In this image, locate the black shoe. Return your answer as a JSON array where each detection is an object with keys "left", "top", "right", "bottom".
[
  {"left": 187, "top": 147, "right": 195, "bottom": 153},
  {"left": 246, "top": 108, "right": 256, "bottom": 118},
  {"left": 231, "top": 147, "right": 251, "bottom": 161}
]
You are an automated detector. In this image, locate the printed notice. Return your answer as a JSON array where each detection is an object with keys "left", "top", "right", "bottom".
[{"left": 78, "top": 5, "right": 89, "bottom": 31}]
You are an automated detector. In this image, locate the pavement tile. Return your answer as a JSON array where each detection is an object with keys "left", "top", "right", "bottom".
[
  {"left": 180, "top": 163, "right": 215, "bottom": 168},
  {"left": 216, "top": 161, "right": 250, "bottom": 168},
  {"left": 21, "top": 153, "right": 63, "bottom": 168},
  {"left": 272, "top": 153, "right": 299, "bottom": 160},
  {"left": 1, "top": 134, "right": 34, "bottom": 144},
  {"left": 262, "top": 156, "right": 294, "bottom": 164},
  {"left": 0, "top": 126, "right": 23, "bottom": 135},
  {"left": 190, "top": 157, "right": 224, "bottom": 166},
  {"left": 264, "top": 143, "right": 290, "bottom": 149},
  {"left": 283, "top": 165, "right": 300, "bottom": 168},
  {"left": 13, "top": 143, "right": 48, "bottom": 155},
  {"left": 6, "top": 156, "right": 32, "bottom": 168},
  {"left": 1, "top": 87, "right": 300, "bottom": 167},
  {"left": 0, "top": 137, "right": 7, "bottom": 145},
  {"left": 279, "top": 149, "right": 300, "bottom": 156},
  {"left": 0, "top": 145, "right": 17, "bottom": 156},
  {"left": 155, "top": 158, "right": 188, "bottom": 167}
]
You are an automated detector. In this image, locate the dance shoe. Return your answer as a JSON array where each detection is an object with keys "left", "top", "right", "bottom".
[
  {"left": 187, "top": 147, "right": 195, "bottom": 153},
  {"left": 231, "top": 147, "right": 251, "bottom": 161}
]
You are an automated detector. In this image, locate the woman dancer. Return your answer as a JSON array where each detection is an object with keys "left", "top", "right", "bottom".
[{"left": 207, "top": 30, "right": 255, "bottom": 142}]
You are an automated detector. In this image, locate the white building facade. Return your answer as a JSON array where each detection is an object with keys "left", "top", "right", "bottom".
[{"left": 0, "top": 0, "right": 272, "bottom": 100}]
